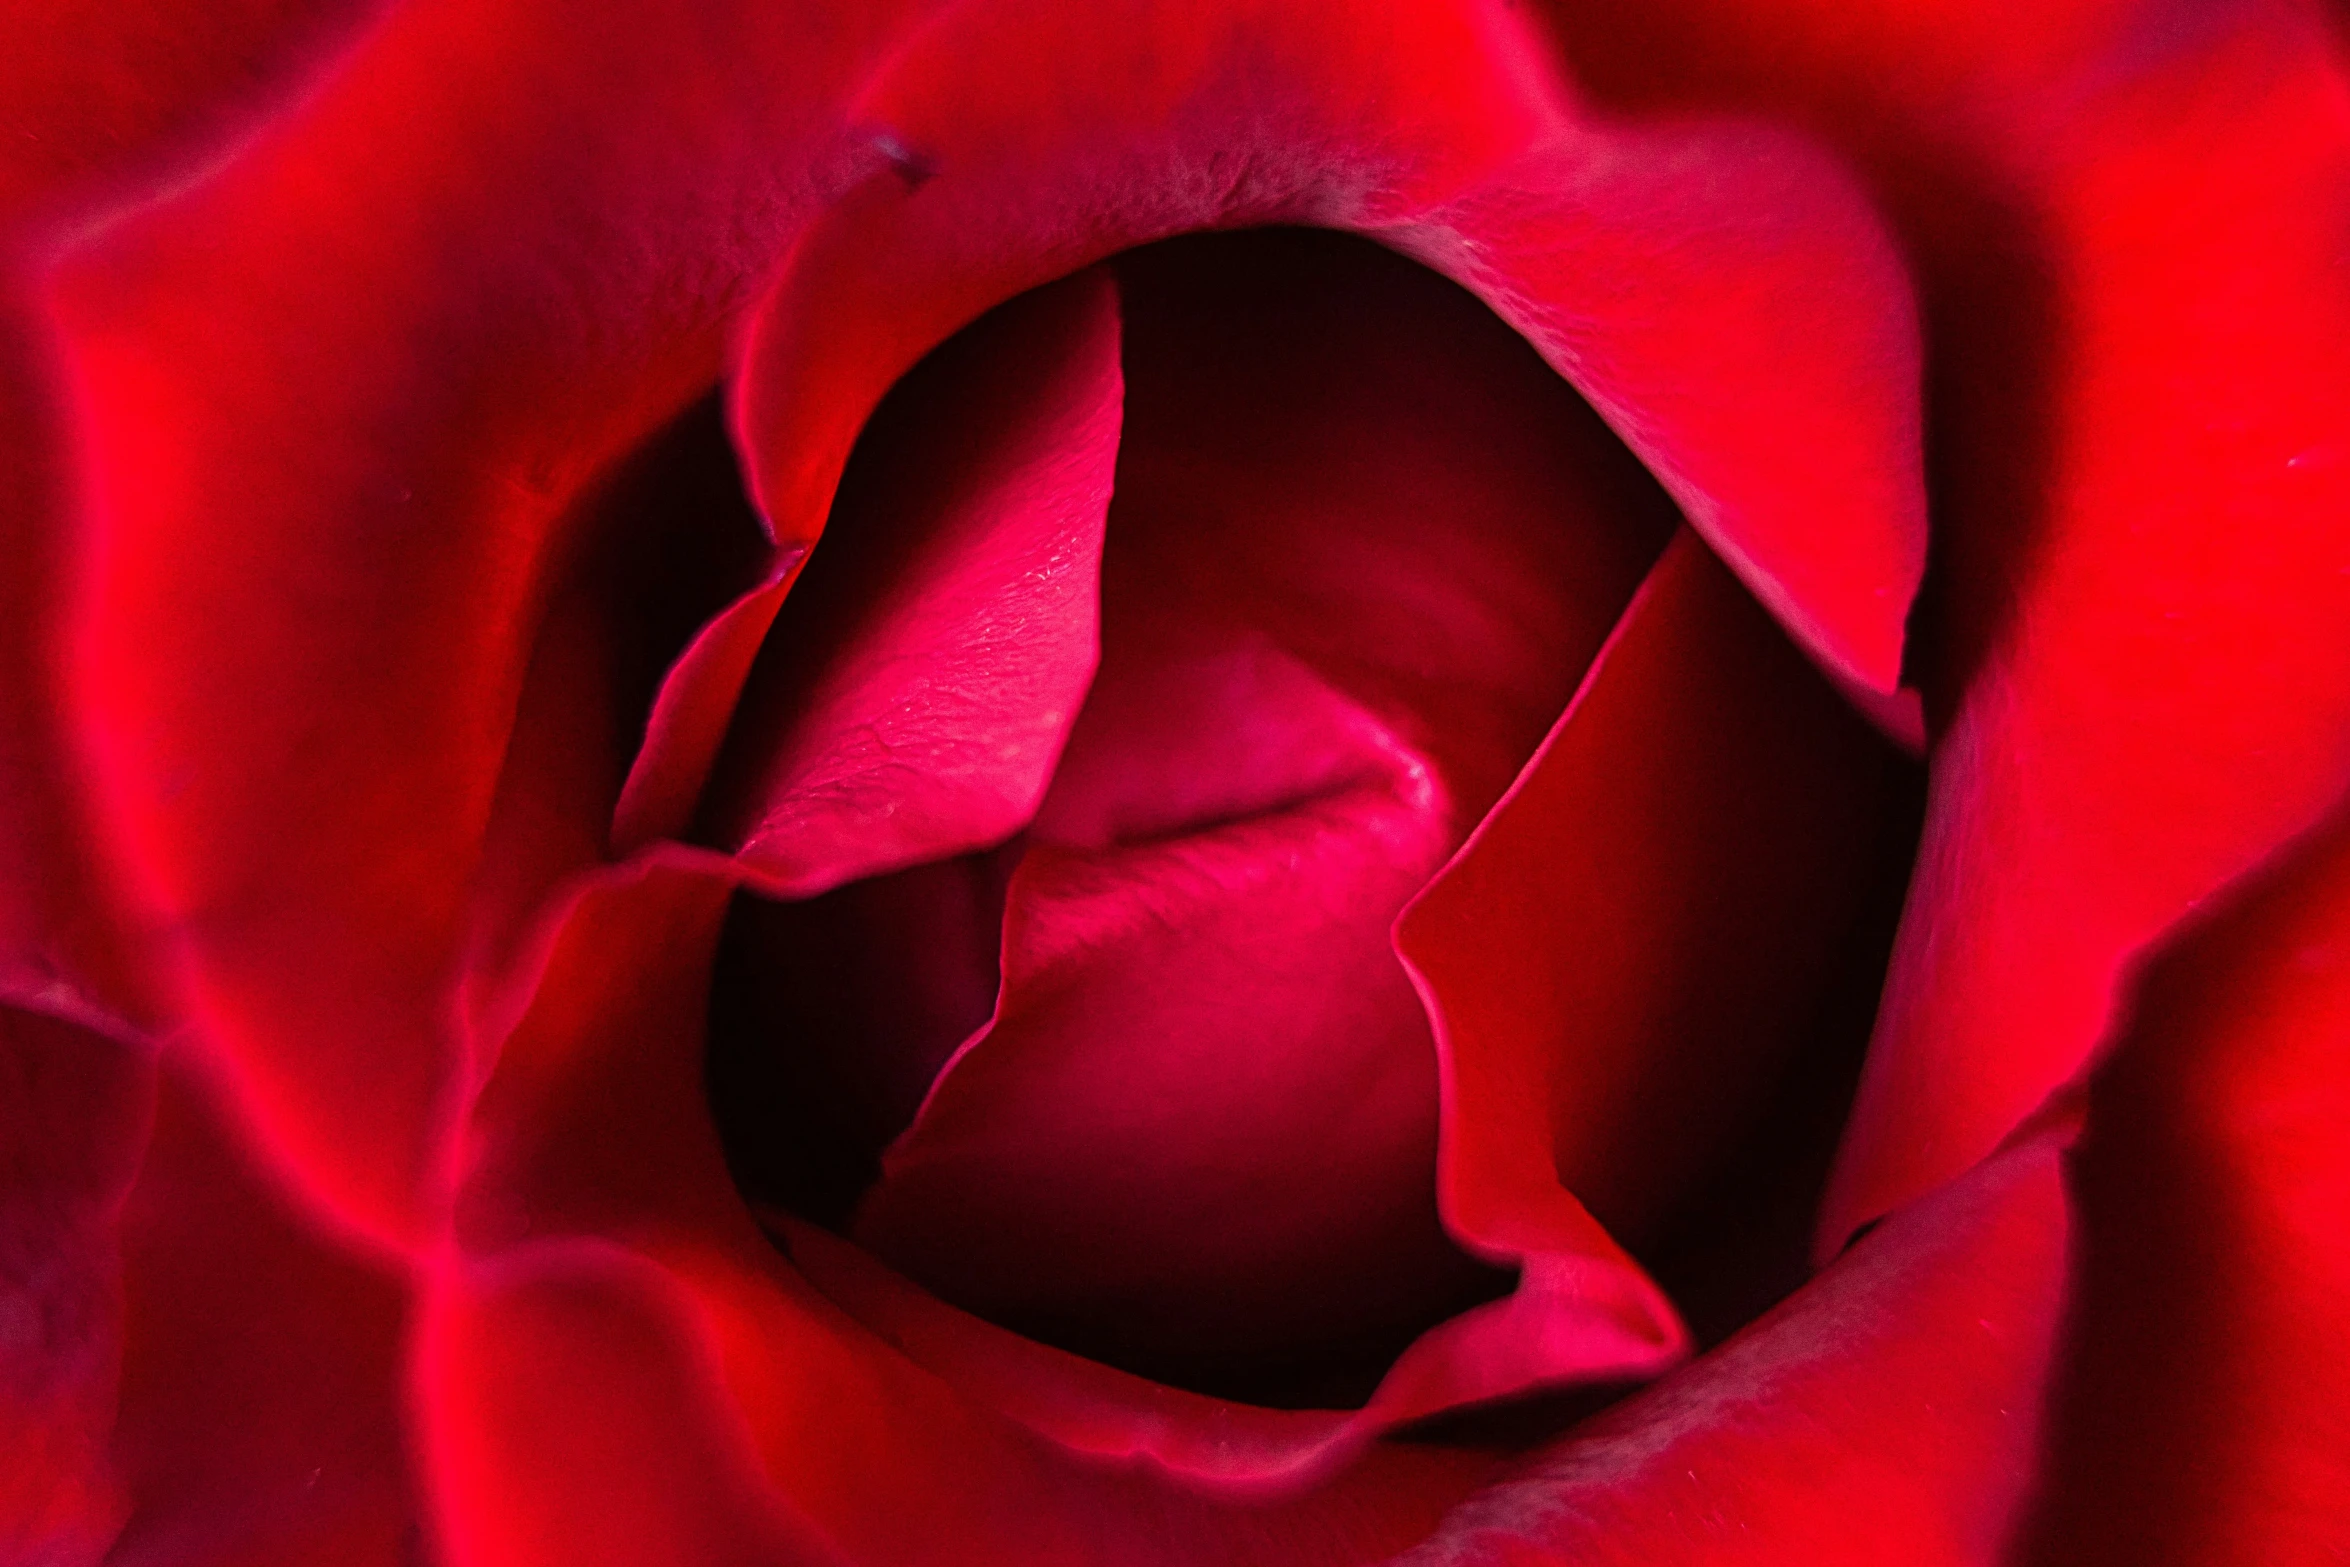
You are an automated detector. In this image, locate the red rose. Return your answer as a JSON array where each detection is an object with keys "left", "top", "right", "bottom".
[{"left": 5, "top": 0, "right": 2349, "bottom": 1563}]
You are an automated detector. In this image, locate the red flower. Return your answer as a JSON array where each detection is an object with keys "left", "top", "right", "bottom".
[{"left": 4, "top": 0, "right": 2348, "bottom": 1562}]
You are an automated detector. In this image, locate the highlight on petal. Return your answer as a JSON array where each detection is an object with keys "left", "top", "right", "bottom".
[
  {"left": 1820, "top": 9, "right": 2350, "bottom": 1253},
  {"left": 45, "top": 0, "right": 938, "bottom": 1245},
  {"left": 1381, "top": 1108, "right": 2076, "bottom": 1567},
  {"left": 420, "top": 1244, "right": 844, "bottom": 1567},
  {"left": 731, "top": 0, "right": 1925, "bottom": 729},
  {"left": 1383, "top": 123, "right": 1926, "bottom": 708},
  {"left": 697, "top": 266, "right": 1123, "bottom": 896},
  {"left": 1396, "top": 527, "right": 1910, "bottom": 1388},
  {"left": 2014, "top": 791, "right": 2350, "bottom": 1563}
]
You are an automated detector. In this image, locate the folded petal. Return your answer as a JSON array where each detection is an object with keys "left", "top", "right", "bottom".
[
  {"left": 1396, "top": 526, "right": 1909, "bottom": 1349},
  {"left": 443, "top": 848, "right": 1496, "bottom": 1560},
  {"left": 47, "top": 0, "right": 938, "bottom": 1246},
  {"left": 733, "top": 0, "right": 1925, "bottom": 727},
  {"left": 696, "top": 267, "right": 1122, "bottom": 895},
  {"left": 838, "top": 229, "right": 1675, "bottom": 1414},
  {"left": 1820, "top": 5, "right": 2350, "bottom": 1251},
  {"left": 1381, "top": 1108, "right": 2076, "bottom": 1566},
  {"left": 2014, "top": 792, "right": 2350, "bottom": 1563}
]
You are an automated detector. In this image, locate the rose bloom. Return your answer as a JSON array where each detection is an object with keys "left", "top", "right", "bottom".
[{"left": 5, "top": 0, "right": 2350, "bottom": 1563}]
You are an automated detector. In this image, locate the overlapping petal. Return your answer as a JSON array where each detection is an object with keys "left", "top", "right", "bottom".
[
  {"left": 1821, "top": 7, "right": 2350, "bottom": 1248},
  {"left": 45, "top": 0, "right": 943, "bottom": 1244},
  {"left": 1379, "top": 1108, "right": 2076, "bottom": 1566},
  {"left": 696, "top": 268, "right": 1122, "bottom": 895},
  {"left": 1397, "top": 526, "right": 1907, "bottom": 1326},
  {"left": 441, "top": 851, "right": 1500, "bottom": 1563},
  {"left": 2015, "top": 793, "right": 2350, "bottom": 1563},
  {"left": 732, "top": 0, "right": 1926, "bottom": 739}
]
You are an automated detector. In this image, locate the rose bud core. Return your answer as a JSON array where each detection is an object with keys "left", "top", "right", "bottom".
[{"left": 697, "top": 227, "right": 1922, "bottom": 1422}]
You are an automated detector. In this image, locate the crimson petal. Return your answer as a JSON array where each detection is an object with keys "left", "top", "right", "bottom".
[
  {"left": 731, "top": 0, "right": 1925, "bottom": 742},
  {"left": 46, "top": 0, "right": 936, "bottom": 1243},
  {"left": 2015, "top": 792, "right": 2350, "bottom": 1562},
  {"left": 1381, "top": 1108, "right": 2076, "bottom": 1566},
  {"left": 442, "top": 850, "right": 1496, "bottom": 1559},
  {"left": 1820, "top": 5, "right": 2350, "bottom": 1253},
  {"left": 1397, "top": 527, "right": 1906, "bottom": 1324}
]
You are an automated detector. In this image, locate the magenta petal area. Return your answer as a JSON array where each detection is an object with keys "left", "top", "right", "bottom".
[
  {"left": 712, "top": 229, "right": 1676, "bottom": 1423},
  {"left": 1396, "top": 528, "right": 1916, "bottom": 1352},
  {"left": 1380, "top": 1108, "right": 2077, "bottom": 1567},
  {"left": 696, "top": 268, "right": 1123, "bottom": 896}
]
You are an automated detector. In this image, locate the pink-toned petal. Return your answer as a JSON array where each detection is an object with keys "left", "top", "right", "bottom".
[
  {"left": 2014, "top": 794, "right": 2350, "bottom": 1563},
  {"left": 1820, "top": 8, "right": 2350, "bottom": 1252},
  {"left": 46, "top": 0, "right": 938, "bottom": 1244},
  {"left": 852, "top": 780, "right": 1493, "bottom": 1402},
  {"left": 1381, "top": 1107, "right": 2077, "bottom": 1567},
  {"left": 825, "top": 229, "right": 1677, "bottom": 1413},
  {"left": 0, "top": 1010, "right": 147, "bottom": 1567},
  {"left": 1396, "top": 527, "right": 1909, "bottom": 1274},
  {"left": 444, "top": 846, "right": 1495, "bottom": 1557},
  {"left": 104, "top": 1052, "right": 417, "bottom": 1567},
  {"left": 733, "top": 0, "right": 1924, "bottom": 713},
  {"left": 698, "top": 267, "right": 1122, "bottom": 896}
]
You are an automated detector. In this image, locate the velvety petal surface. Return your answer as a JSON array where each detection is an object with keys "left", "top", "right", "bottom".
[
  {"left": 1396, "top": 527, "right": 1907, "bottom": 1331},
  {"left": 441, "top": 851, "right": 1502, "bottom": 1563},
  {"left": 834, "top": 229, "right": 1677, "bottom": 1412},
  {"left": 1379, "top": 1108, "right": 2077, "bottom": 1566},
  {"left": 103, "top": 1052, "right": 416, "bottom": 1567},
  {"left": 2013, "top": 793, "right": 2350, "bottom": 1563},
  {"left": 697, "top": 267, "right": 1122, "bottom": 895},
  {"left": 45, "top": 0, "right": 944, "bottom": 1246},
  {"left": 1502, "top": 0, "right": 2350, "bottom": 1255},
  {"left": 731, "top": 0, "right": 1927, "bottom": 737},
  {"left": 1818, "top": 3, "right": 2350, "bottom": 1249},
  {"left": 0, "top": 1011, "right": 146, "bottom": 1567}
]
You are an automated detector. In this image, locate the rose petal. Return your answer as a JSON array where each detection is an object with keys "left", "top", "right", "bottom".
[
  {"left": 0, "top": 1010, "right": 147, "bottom": 1567},
  {"left": 444, "top": 850, "right": 1497, "bottom": 1558},
  {"left": 2014, "top": 792, "right": 2350, "bottom": 1562},
  {"left": 0, "top": 299, "right": 152, "bottom": 1037},
  {"left": 46, "top": 0, "right": 936, "bottom": 1242},
  {"left": 420, "top": 1243, "right": 846, "bottom": 1567},
  {"left": 1380, "top": 1106, "right": 2076, "bottom": 1566},
  {"left": 732, "top": 0, "right": 1925, "bottom": 722},
  {"left": 698, "top": 266, "right": 1122, "bottom": 896},
  {"left": 0, "top": 0, "right": 376, "bottom": 245},
  {"left": 824, "top": 229, "right": 1677, "bottom": 1414},
  {"left": 1396, "top": 526, "right": 1909, "bottom": 1265},
  {"left": 1383, "top": 125, "right": 1926, "bottom": 707},
  {"left": 1817, "top": 6, "right": 2350, "bottom": 1252},
  {"left": 104, "top": 1052, "right": 416, "bottom": 1567}
]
